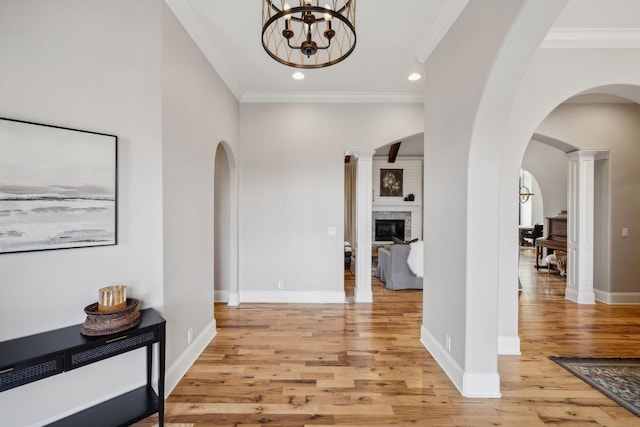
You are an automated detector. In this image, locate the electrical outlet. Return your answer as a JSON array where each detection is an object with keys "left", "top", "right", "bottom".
[
  {"left": 622, "top": 227, "right": 630, "bottom": 238},
  {"left": 445, "top": 334, "right": 452, "bottom": 352},
  {"left": 187, "top": 327, "right": 194, "bottom": 344},
  {"left": 278, "top": 281, "right": 284, "bottom": 290}
]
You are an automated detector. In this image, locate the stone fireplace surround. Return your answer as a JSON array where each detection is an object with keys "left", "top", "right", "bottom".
[{"left": 372, "top": 211, "right": 411, "bottom": 242}]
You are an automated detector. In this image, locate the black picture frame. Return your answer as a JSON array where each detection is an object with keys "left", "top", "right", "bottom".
[
  {"left": 0, "top": 117, "right": 117, "bottom": 254},
  {"left": 380, "top": 168, "right": 403, "bottom": 197}
]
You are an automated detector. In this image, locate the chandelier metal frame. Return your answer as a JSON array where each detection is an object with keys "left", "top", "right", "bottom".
[{"left": 262, "top": 0, "right": 356, "bottom": 69}]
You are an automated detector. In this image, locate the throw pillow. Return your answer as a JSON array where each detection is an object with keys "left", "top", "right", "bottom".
[{"left": 406, "top": 240, "right": 423, "bottom": 278}]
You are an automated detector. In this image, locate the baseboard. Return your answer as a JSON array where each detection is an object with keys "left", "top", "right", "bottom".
[
  {"left": 565, "top": 284, "right": 595, "bottom": 304},
  {"left": 165, "top": 318, "right": 217, "bottom": 397},
  {"left": 462, "top": 372, "right": 501, "bottom": 398},
  {"left": 420, "top": 324, "right": 501, "bottom": 398},
  {"left": 214, "top": 289, "right": 229, "bottom": 303},
  {"left": 420, "top": 325, "right": 464, "bottom": 393},
  {"left": 239, "top": 290, "right": 346, "bottom": 303},
  {"left": 497, "top": 335, "right": 521, "bottom": 355},
  {"left": 594, "top": 289, "right": 640, "bottom": 304}
]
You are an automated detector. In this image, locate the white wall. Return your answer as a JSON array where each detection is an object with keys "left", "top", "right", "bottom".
[
  {"left": 522, "top": 140, "right": 568, "bottom": 222},
  {"left": 161, "top": 2, "right": 239, "bottom": 388},
  {"left": 238, "top": 103, "right": 422, "bottom": 302},
  {"left": 0, "top": 1, "right": 163, "bottom": 425},
  {"left": 530, "top": 175, "right": 544, "bottom": 226}
]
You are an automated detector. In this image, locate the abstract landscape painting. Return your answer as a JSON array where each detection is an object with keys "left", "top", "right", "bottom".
[{"left": 0, "top": 118, "right": 117, "bottom": 254}]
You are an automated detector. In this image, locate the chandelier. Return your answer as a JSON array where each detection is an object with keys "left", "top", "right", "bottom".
[
  {"left": 519, "top": 170, "right": 534, "bottom": 204},
  {"left": 519, "top": 185, "right": 534, "bottom": 204},
  {"left": 262, "top": 0, "right": 356, "bottom": 68}
]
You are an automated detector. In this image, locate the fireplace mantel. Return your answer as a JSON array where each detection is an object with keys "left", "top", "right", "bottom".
[{"left": 373, "top": 202, "right": 421, "bottom": 212}]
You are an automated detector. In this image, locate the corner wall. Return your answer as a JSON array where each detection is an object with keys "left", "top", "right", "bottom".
[
  {"left": 161, "top": 3, "right": 239, "bottom": 390},
  {"left": 422, "top": 0, "right": 567, "bottom": 395}
]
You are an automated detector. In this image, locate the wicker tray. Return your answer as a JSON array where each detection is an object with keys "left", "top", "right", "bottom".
[{"left": 81, "top": 298, "right": 142, "bottom": 336}]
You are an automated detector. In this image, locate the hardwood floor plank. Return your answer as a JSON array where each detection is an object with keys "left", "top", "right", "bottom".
[{"left": 135, "top": 249, "right": 640, "bottom": 426}]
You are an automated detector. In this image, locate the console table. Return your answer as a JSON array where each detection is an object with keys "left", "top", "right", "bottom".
[{"left": 0, "top": 307, "right": 166, "bottom": 426}]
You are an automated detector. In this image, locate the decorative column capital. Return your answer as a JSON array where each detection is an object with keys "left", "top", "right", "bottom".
[
  {"left": 345, "top": 149, "right": 376, "bottom": 160},
  {"left": 566, "top": 150, "right": 609, "bottom": 161}
]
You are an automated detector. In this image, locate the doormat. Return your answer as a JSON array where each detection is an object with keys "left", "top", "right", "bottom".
[{"left": 549, "top": 356, "right": 640, "bottom": 417}]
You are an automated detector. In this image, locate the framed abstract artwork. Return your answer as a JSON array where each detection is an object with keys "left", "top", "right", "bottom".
[
  {"left": 0, "top": 117, "right": 117, "bottom": 254},
  {"left": 380, "top": 168, "right": 403, "bottom": 197}
]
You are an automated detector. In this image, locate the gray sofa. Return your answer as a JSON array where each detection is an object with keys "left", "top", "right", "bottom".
[{"left": 374, "top": 244, "right": 423, "bottom": 290}]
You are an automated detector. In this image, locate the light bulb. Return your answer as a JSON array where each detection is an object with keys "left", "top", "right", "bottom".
[{"left": 323, "top": 3, "right": 332, "bottom": 21}]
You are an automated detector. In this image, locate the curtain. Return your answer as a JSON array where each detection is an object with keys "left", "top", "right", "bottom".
[{"left": 344, "top": 163, "right": 357, "bottom": 246}]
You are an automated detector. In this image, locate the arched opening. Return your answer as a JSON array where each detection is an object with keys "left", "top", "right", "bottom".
[
  {"left": 371, "top": 135, "right": 424, "bottom": 292},
  {"left": 214, "top": 141, "right": 239, "bottom": 307},
  {"left": 500, "top": 86, "right": 639, "bottom": 362},
  {"left": 518, "top": 137, "right": 573, "bottom": 289},
  {"left": 514, "top": 90, "right": 640, "bottom": 307},
  {"left": 345, "top": 134, "right": 425, "bottom": 302}
]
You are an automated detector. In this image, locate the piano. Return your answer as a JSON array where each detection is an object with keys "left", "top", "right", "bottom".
[{"left": 535, "top": 212, "right": 567, "bottom": 269}]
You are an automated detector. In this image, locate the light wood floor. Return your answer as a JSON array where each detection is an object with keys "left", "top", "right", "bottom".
[{"left": 136, "top": 249, "right": 640, "bottom": 426}]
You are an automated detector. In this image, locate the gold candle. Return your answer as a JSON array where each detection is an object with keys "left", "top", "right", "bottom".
[{"left": 98, "top": 285, "right": 127, "bottom": 312}]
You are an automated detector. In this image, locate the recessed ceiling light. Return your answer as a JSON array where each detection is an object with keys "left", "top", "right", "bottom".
[
  {"left": 292, "top": 72, "right": 305, "bottom": 80},
  {"left": 408, "top": 73, "right": 422, "bottom": 81}
]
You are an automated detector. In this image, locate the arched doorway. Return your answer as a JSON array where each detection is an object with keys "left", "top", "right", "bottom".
[
  {"left": 214, "top": 141, "right": 239, "bottom": 306},
  {"left": 345, "top": 134, "right": 424, "bottom": 302},
  {"left": 500, "top": 85, "right": 640, "bottom": 358}
]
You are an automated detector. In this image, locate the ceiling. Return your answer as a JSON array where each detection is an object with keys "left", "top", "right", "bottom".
[
  {"left": 166, "top": 0, "right": 640, "bottom": 155},
  {"left": 167, "top": 0, "right": 468, "bottom": 102}
]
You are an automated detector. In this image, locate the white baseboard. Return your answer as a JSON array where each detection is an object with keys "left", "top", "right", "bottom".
[
  {"left": 239, "top": 290, "right": 346, "bottom": 303},
  {"left": 421, "top": 324, "right": 501, "bottom": 398},
  {"left": 462, "top": 372, "right": 501, "bottom": 398},
  {"left": 165, "top": 318, "right": 217, "bottom": 397},
  {"left": 497, "top": 335, "right": 521, "bottom": 355},
  {"left": 594, "top": 289, "right": 640, "bottom": 304},
  {"left": 214, "top": 289, "right": 229, "bottom": 303},
  {"left": 420, "top": 325, "right": 464, "bottom": 392},
  {"left": 565, "top": 284, "right": 595, "bottom": 304}
]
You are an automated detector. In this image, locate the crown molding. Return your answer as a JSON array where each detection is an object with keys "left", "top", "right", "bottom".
[
  {"left": 415, "top": 0, "right": 469, "bottom": 63},
  {"left": 542, "top": 28, "right": 640, "bottom": 49},
  {"left": 240, "top": 91, "right": 424, "bottom": 104},
  {"left": 165, "top": 0, "right": 243, "bottom": 100}
]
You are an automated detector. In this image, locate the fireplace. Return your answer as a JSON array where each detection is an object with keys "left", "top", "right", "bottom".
[{"left": 375, "top": 219, "right": 405, "bottom": 242}]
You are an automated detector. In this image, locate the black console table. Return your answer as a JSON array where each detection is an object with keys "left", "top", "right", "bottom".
[{"left": 0, "top": 308, "right": 166, "bottom": 427}]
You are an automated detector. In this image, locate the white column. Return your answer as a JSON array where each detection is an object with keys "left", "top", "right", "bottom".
[
  {"left": 566, "top": 150, "right": 601, "bottom": 304},
  {"left": 346, "top": 149, "right": 375, "bottom": 303}
]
